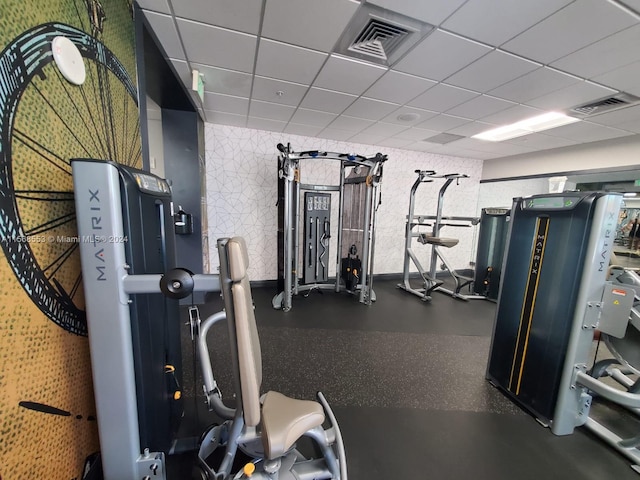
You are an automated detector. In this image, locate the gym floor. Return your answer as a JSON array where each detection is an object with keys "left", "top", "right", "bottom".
[{"left": 171, "top": 279, "right": 639, "bottom": 479}]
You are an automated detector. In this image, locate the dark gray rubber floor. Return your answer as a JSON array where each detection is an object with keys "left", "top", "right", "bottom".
[{"left": 171, "top": 279, "right": 639, "bottom": 479}]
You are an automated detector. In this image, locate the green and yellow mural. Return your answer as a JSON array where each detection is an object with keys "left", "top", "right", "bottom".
[{"left": 0, "top": 0, "right": 141, "bottom": 477}]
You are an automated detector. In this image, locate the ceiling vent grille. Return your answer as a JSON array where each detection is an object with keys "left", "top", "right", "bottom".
[
  {"left": 348, "top": 19, "right": 410, "bottom": 61},
  {"left": 423, "top": 133, "right": 465, "bottom": 145},
  {"left": 335, "top": 4, "right": 434, "bottom": 67},
  {"left": 569, "top": 92, "right": 640, "bottom": 117}
]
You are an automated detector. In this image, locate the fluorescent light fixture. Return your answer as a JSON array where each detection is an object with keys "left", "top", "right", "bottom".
[
  {"left": 472, "top": 112, "right": 580, "bottom": 142},
  {"left": 624, "top": 192, "right": 637, "bottom": 197}
]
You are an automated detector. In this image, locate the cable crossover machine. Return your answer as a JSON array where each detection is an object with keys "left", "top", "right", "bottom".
[
  {"left": 273, "top": 143, "right": 386, "bottom": 311},
  {"left": 398, "top": 170, "right": 482, "bottom": 301}
]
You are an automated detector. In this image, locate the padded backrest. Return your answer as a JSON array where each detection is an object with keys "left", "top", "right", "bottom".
[{"left": 226, "top": 237, "right": 262, "bottom": 427}]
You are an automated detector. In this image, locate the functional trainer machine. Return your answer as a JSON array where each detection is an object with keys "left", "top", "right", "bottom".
[
  {"left": 273, "top": 143, "right": 386, "bottom": 311},
  {"left": 398, "top": 170, "right": 479, "bottom": 301},
  {"left": 486, "top": 191, "right": 640, "bottom": 470},
  {"left": 73, "top": 159, "right": 346, "bottom": 479}
]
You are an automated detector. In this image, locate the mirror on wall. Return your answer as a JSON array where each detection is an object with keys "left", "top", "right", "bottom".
[{"left": 477, "top": 167, "right": 640, "bottom": 267}]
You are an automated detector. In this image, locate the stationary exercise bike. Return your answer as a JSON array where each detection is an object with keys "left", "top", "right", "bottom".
[{"left": 192, "top": 237, "right": 347, "bottom": 479}]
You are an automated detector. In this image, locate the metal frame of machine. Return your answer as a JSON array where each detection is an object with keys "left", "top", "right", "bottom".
[
  {"left": 398, "top": 170, "right": 480, "bottom": 301},
  {"left": 273, "top": 143, "right": 386, "bottom": 312},
  {"left": 73, "top": 159, "right": 346, "bottom": 480}
]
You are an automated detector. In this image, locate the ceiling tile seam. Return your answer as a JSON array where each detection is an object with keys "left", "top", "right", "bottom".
[
  {"left": 606, "top": 0, "right": 640, "bottom": 21},
  {"left": 278, "top": 54, "right": 335, "bottom": 133},
  {"left": 435, "top": 0, "right": 472, "bottom": 28},
  {"left": 245, "top": 0, "right": 269, "bottom": 126},
  {"left": 281, "top": 55, "right": 393, "bottom": 134},
  {"left": 173, "top": 15, "right": 260, "bottom": 39},
  {"left": 155, "top": 3, "right": 199, "bottom": 111}
]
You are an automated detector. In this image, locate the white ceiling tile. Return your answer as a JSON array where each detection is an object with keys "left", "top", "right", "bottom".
[
  {"left": 284, "top": 123, "right": 324, "bottom": 137},
  {"left": 416, "top": 114, "right": 471, "bottom": 131},
  {"left": 364, "top": 71, "right": 437, "bottom": 105},
  {"left": 318, "top": 128, "right": 356, "bottom": 142},
  {"left": 446, "top": 95, "right": 515, "bottom": 120},
  {"left": 194, "top": 64, "right": 253, "bottom": 97},
  {"left": 380, "top": 106, "right": 437, "bottom": 126},
  {"left": 177, "top": 18, "right": 257, "bottom": 72},
  {"left": 249, "top": 100, "right": 295, "bottom": 122},
  {"left": 143, "top": 12, "right": 185, "bottom": 59},
  {"left": 171, "top": 0, "right": 261, "bottom": 34},
  {"left": 251, "top": 76, "right": 309, "bottom": 106},
  {"left": 169, "top": 59, "right": 191, "bottom": 88},
  {"left": 328, "top": 115, "right": 375, "bottom": 132},
  {"left": 542, "top": 121, "right": 634, "bottom": 142},
  {"left": 525, "top": 81, "right": 618, "bottom": 111},
  {"left": 408, "top": 83, "right": 478, "bottom": 112},
  {"left": 205, "top": 111, "right": 246, "bottom": 127},
  {"left": 446, "top": 121, "right": 496, "bottom": 136},
  {"left": 203, "top": 92, "right": 248, "bottom": 115},
  {"left": 368, "top": 0, "right": 467, "bottom": 25},
  {"left": 138, "top": 0, "right": 171, "bottom": 14},
  {"left": 587, "top": 105, "right": 640, "bottom": 127},
  {"left": 394, "top": 30, "right": 492, "bottom": 81},
  {"left": 262, "top": 0, "right": 359, "bottom": 52},
  {"left": 441, "top": 0, "right": 572, "bottom": 46},
  {"left": 503, "top": 132, "right": 579, "bottom": 150},
  {"left": 348, "top": 132, "right": 388, "bottom": 146},
  {"left": 290, "top": 108, "right": 338, "bottom": 128},
  {"left": 551, "top": 24, "right": 640, "bottom": 79},
  {"left": 502, "top": 0, "right": 638, "bottom": 64},
  {"left": 300, "top": 87, "right": 357, "bottom": 114},
  {"left": 611, "top": 120, "right": 640, "bottom": 134},
  {"left": 446, "top": 51, "right": 540, "bottom": 93},
  {"left": 376, "top": 137, "right": 415, "bottom": 149},
  {"left": 359, "top": 122, "right": 409, "bottom": 138},
  {"left": 454, "top": 138, "right": 536, "bottom": 155},
  {"left": 395, "top": 127, "right": 440, "bottom": 141},
  {"left": 342, "top": 97, "right": 400, "bottom": 121},
  {"left": 247, "top": 117, "right": 287, "bottom": 132},
  {"left": 405, "top": 141, "right": 445, "bottom": 153},
  {"left": 488, "top": 67, "right": 580, "bottom": 103},
  {"left": 592, "top": 61, "right": 640, "bottom": 97},
  {"left": 314, "top": 55, "right": 387, "bottom": 96},
  {"left": 255, "top": 39, "right": 328, "bottom": 85},
  {"left": 479, "top": 104, "right": 542, "bottom": 125}
]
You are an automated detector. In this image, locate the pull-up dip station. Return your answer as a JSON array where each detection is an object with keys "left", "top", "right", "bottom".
[
  {"left": 398, "top": 170, "right": 480, "bottom": 301},
  {"left": 273, "top": 143, "right": 386, "bottom": 311}
]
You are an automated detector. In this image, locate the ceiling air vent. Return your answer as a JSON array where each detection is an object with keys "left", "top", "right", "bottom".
[
  {"left": 569, "top": 92, "right": 640, "bottom": 117},
  {"left": 423, "top": 133, "right": 465, "bottom": 145},
  {"left": 335, "top": 4, "right": 434, "bottom": 67},
  {"left": 348, "top": 19, "right": 410, "bottom": 61}
]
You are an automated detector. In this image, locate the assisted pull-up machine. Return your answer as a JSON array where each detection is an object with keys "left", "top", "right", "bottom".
[
  {"left": 273, "top": 143, "right": 386, "bottom": 311},
  {"left": 398, "top": 170, "right": 480, "bottom": 301}
]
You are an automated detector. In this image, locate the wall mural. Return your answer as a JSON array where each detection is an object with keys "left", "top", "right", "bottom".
[{"left": 0, "top": 0, "right": 140, "bottom": 478}]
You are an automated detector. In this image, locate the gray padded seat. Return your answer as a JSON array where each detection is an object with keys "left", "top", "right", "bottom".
[
  {"left": 226, "top": 237, "right": 326, "bottom": 460},
  {"left": 418, "top": 234, "right": 459, "bottom": 248}
]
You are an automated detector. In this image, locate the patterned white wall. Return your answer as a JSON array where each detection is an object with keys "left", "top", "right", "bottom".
[{"left": 205, "top": 124, "right": 484, "bottom": 281}]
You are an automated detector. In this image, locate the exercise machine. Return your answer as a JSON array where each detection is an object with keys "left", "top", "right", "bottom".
[
  {"left": 486, "top": 191, "right": 640, "bottom": 470},
  {"left": 73, "top": 159, "right": 219, "bottom": 479},
  {"left": 194, "top": 237, "right": 347, "bottom": 479},
  {"left": 472, "top": 207, "right": 510, "bottom": 301},
  {"left": 73, "top": 159, "right": 346, "bottom": 479},
  {"left": 273, "top": 143, "right": 386, "bottom": 311},
  {"left": 398, "top": 170, "right": 479, "bottom": 301}
]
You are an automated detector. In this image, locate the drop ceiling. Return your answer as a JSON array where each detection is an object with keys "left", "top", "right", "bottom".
[{"left": 136, "top": 0, "right": 640, "bottom": 160}]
